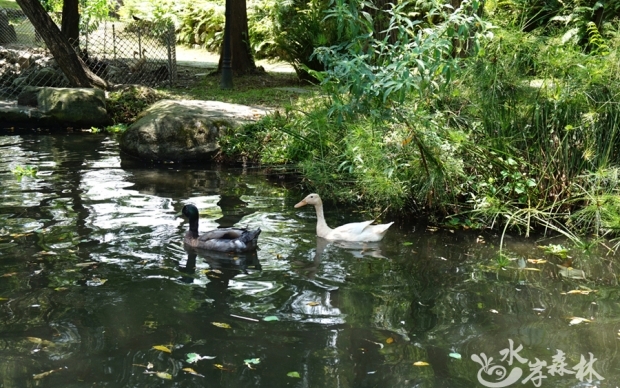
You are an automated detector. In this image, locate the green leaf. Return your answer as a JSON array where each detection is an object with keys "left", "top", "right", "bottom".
[
  {"left": 244, "top": 358, "right": 261, "bottom": 364},
  {"left": 186, "top": 353, "right": 216, "bottom": 363},
  {"left": 287, "top": 371, "right": 301, "bottom": 378},
  {"left": 263, "top": 316, "right": 279, "bottom": 322},
  {"left": 402, "top": 242, "right": 414, "bottom": 246},
  {"left": 449, "top": 353, "right": 461, "bottom": 359}
]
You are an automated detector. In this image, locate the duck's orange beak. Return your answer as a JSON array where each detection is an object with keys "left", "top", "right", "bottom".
[{"left": 294, "top": 199, "right": 307, "bottom": 208}]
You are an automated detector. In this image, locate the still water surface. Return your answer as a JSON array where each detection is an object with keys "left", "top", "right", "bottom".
[{"left": 0, "top": 134, "right": 617, "bottom": 387}]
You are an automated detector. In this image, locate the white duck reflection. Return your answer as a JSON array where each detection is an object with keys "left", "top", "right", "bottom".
[{"left": 298, "top": 237, "right": 388, "bottom": 279}]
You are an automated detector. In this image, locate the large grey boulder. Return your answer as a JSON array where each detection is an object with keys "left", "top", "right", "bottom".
[
  {"left": 119, "top": 99, "right": 269, "bottom": 162},
  {"left": 9, "top": 86, "right": 111, "bottom": 127}
]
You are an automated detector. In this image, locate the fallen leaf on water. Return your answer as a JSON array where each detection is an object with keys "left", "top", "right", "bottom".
[
  {"left": 86, "top": 278, "right": 107, "bottom": 286},
  {"left": 27, "top": 337, "right": 55, "bottom": 347},
  {"left": 0, "top": 297, "right": 8, "bottom": 301},
  {"left": 10, "top": 232, "right": 32, "bottom": 238},
  {"left": 527, "top": 259, "right": 547, "bottom": 264},
  {"left": 33, "top": 367, "right": 65, "bottom": 380},
  {"left": 307, "top": 301, "right": 320, "bottom": 306},
  {"left": 1, "top": 272, "right": 17, "bottom": 277},
  {"left": 186, "top": 353, "right": 216, "bottom": 363},
  {"left": 558, "top": 266, "right": 587, "bottom": 280},
  {"left": 287, "top": 371, "right": 301, "bottom": 378},
  {"left": 211, "top": 322, "right": 231, "bottom": 329},
  {"left": 214, "top": 364, "right": 232, "bottom": 371},
  {"left": 568, "top": 317, "right": 592, "bottom": 325},
  {"left": 75, "top": 262, "right": 97, "bottom": 267},
  {"left": 155, "top": 372, "right": 172, "bottom": 380},
  {"left": 562, "top": 289, "right": 596, "bottom": 295},
  {"left": 449, "top": 353, "right": 462, "bottom": 359},
  {"left": 182, "top": 367, "right": 204, "bottom": 377},
  {"left": 386, "top": 337, "right": 394, "bottom": 344},
  {"left": 152, "top": 345, "right": 172, "bottom": 353},
  {"left": 263, "top": 316, "right": 279, "bottom": 322},
  {"left": 413, "top": 361, "right": 430, "bottom": 366},
  {"left": 244, "top": 358, "right": 260, "bottom": 365},
  {"left": 363, "top": 338, "right": 384, "bottom": 349}
]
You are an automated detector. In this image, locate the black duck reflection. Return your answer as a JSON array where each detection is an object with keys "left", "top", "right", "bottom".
[{"left": 178, "top": 246, "right": 262, "bottom": 286}]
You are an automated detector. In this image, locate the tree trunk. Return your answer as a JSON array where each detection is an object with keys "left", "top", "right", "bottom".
[
  {"left": 15, "top": 0, "right": 108, "bottom": 89},
  {"left": 218, "top": 0, "right": 257, "bottom": 74},
  {"left": 61, "top": 0, "right": 80, "bottom": 47}
]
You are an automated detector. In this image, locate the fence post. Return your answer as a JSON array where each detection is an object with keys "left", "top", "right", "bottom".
[
  {"left": 166, "top": 23, "right": 176, "bottom": 83},
  {"left": 113, "top": 24, "right": 116, "bottom": 61}
]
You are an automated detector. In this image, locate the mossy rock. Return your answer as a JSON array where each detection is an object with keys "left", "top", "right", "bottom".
[{"left": 119, "top": 99, "right": 270, "bottom": 163}]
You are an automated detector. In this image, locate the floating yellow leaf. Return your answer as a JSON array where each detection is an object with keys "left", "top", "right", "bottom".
[
  {"left": 413, "top": 361, "right": 430, "bottom": 366},
  {"left": 527, "top": 259, "right": 547, "bottom": 264},
  {"left": 562, "top": 289, "right": 595, "bottom": 295},
  {"left": 568, "top": 317, "right": 592, "bottom": 326},
  {"left": 33, "top": 367, "right": 64, "bottom": 380},
  {"left": 152, "top": 345, "right": 172, "bottom": 353},
  {"left": 156, "top": 372, "right": 172, "bottom": 380},
  {"left": 27, "top": 337, "right": 55, "bottom": 347},
  {"left": 211, "top": 322, "right": 232, "bottom": 329},
  {"left": 307, "top": 301, "right": 320, "bottom": 306},
  {"left": 182, "top": 367, "right": 204, "bottom": 377},
  {"left": 10, "top": 232, "right": 32, "bottom": 238},
  {"left": 386, "top": 337, "right": 394, "bottom": 344},
  {"left": 214, "top": 364, "right": 232, "bottom": 371}
]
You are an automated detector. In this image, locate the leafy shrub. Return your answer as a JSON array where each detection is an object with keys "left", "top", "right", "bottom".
[{"left": 106, "top": 85, "right": 164, "bottom": 124}]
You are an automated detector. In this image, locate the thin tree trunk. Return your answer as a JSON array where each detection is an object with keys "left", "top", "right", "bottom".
[{"left": 16, "top": 0, "right": 107, "bottom": 89}]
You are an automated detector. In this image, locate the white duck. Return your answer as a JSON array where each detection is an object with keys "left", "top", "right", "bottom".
[{"left": 294, "top": 193, "right": 393, "bottom": 242}]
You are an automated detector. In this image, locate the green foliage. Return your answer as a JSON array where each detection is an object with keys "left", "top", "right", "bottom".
[
  {"left": 270, "top": 0, "right": 340, "bottom": 80},
  {"left": 12, "top": 165, "right": 37, "bottom": 180},
  {"left": 175, "top": 1, "right": 224, "bottom": 51},
  {"left": 81, "top": 0, "right": 116, "bottom": 33},
  {"left": 570, "top": 168, "right": 620, "bottom": 237},
  {"left": 289, "top": 0, "right": 490, "bottom": 209},
  {"left": 219, "top": 111, "right": 291, "bottom": 164},
  {"left": 106, "top": 85, "right": 163, "bottom": 124},
  {"left": 104, "top": 123, "right": 128, "bottom": 134},
  {"left": 0, "top": 0, "right": 20, "bottom": 9}
]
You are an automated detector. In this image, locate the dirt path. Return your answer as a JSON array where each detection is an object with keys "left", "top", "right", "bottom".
[{"left": 175, "top": 46, "right": 294, "bottom": 73}]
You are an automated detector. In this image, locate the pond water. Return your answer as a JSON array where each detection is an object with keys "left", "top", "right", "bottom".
[{"left": 0, "top": 133, "right": 617, "bottom": 388}]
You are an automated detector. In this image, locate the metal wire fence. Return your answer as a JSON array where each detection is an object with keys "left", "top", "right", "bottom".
[{"left": 0, "top": 8, "right": 177, "bottom": 101}]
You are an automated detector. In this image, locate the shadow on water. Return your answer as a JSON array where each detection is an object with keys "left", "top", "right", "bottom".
[{"left": 0, "top": 134, "right": 616, "bottom": 387}]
